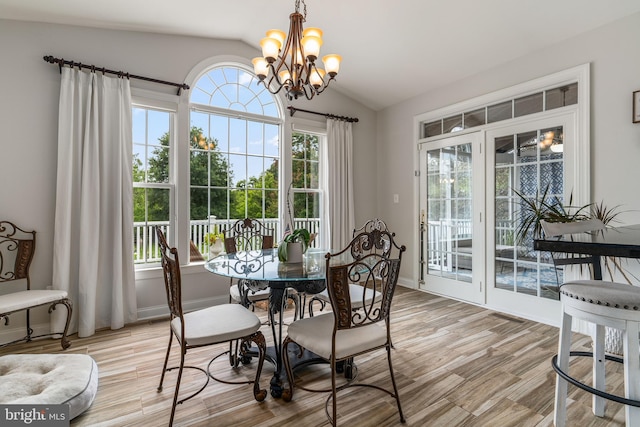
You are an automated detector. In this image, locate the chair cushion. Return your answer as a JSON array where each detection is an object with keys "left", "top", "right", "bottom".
[
  {"left": 229, "top": 281, "right": 270, "bottom": 303},
  {"left": 0, "top": 290, "right": 68, "bottom": 313},
  {"left": 561, "top": 280, "right": 640, "bottom": 310},
  {"left": 171, "top": 303, "right": 262, "bottom": 347},
  {"left": 313, "top": 284, "right": 381, "bottom": 308},
  {"left": 0, "top": 354, "right": 98, "bottom": 420},
  {"left": 286, "top": 313, "right": 387, "bottom": 360}
]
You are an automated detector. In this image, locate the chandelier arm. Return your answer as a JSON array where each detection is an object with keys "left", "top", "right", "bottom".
[
  {"left": 268, "top": 62, "right": 286, "bottom": 86},
  {"left": 261, "top": 77, "right": 287, "bottom": 95},
  {"left": 261, "top": 71, "right": 288, "bottom": 95},
  {"left": 255, "top": 0, "right": 338, "bottom": 100},
  {"left": 300, "top": 84, "right": 315, "bottom": 101},
  {"left": 302, "top": 61, "right": 312, "bottom": 86}
]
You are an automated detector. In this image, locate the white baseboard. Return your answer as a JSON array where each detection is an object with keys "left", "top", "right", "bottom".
[
  {"left": 0, "top": 323, "right": 59, "bottom": 346},
  {"left": 398, "top": 276, "right": 417, "bottom": 289},
  {"left": 136, "top": 296, "right": 227, "bottom": 321},
  {"left": 0, "top": 295, "right": 229, "bottom": 345}
]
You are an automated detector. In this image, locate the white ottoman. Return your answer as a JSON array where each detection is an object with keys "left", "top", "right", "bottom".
[{"left": 0, "top": 354, "right": 98, "bottom": 420}]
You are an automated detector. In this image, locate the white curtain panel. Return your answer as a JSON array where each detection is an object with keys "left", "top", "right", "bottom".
[
  {"left": 52, "top": 67, "right": 137, "bottom": 338},
  {"left": 326, "top": 119, "right": 355, "bottom": 251}
]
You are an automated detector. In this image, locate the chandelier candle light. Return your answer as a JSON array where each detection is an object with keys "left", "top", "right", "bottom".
[{"left": 252, "top": 0, "right": 341, "bottom": 100}]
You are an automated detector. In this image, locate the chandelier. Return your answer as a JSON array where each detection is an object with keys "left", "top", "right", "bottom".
[{"left": 252, "top": 0, "right": 341, "bottom": 101}]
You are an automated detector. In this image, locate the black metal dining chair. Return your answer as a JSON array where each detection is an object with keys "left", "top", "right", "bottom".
[
  {"left": 154, "top": 227, "right": 267, "bottom": 426},
  {"left": 307, "top": 218, "right": 392, "bottom": 317},
  {"left": 281, "top": 228, "right": 406, "bottom": 426},
  {"left": 224, "top": 218, "right": 275, "bottom": 309}
]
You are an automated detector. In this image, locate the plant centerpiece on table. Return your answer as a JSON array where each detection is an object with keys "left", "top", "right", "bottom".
[
  {"left": 278, "top": 184, "right": 311, "bottom": 263},
  {"left": 278, "top": 228, "right": 311, "bottom": 263}
]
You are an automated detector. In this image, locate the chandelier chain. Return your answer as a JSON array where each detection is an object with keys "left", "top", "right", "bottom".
[{"left": 295, "top": 0, "right": 307, "bottom": 21}]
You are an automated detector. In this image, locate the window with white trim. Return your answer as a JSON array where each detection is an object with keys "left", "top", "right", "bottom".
[
  {"left": 188, "top": 65, "right": 283, "bottom": 260},
  {"left": 291, "top": 130, "right": 323, "bottom": 245},
  {"left": 132, "top": 105, "right": 174, "bottom": 265},
  {"left": 131, "top": 63, "right": 328, "bottom": 266}
]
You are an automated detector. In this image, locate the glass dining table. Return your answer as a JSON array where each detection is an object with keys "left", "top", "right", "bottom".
[{"left": 204, "top": 248, "right": 330, "bottom": 398}]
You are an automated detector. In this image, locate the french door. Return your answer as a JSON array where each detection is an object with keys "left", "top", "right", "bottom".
[
  {"left": 419, "top": 115, "right": 575, "bottom": 324},
  {"left": 485, "top": 115, "right": 574, "bottom": 323},
  {"left": 419, "top": 132, "right": 484, "bottom": 304}
]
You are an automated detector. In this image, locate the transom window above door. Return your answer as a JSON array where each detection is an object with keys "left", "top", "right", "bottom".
[{"left": 420, "top": 82, "right": 578, "bottom": 138}]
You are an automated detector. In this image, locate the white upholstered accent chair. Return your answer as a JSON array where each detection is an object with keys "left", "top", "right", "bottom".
[
  {"left": 307, "top": 219, "right": 391, "bottom": 317},
  {"left": 281, "top": 228, "right": 406, "bottom": 426},
  {"left": 0, "top": 220, "right": 72, "bottom": 349},
  {"left": 540, "top": 219, "right": 640, "bottom": 426},
  {"left": 155, "top": 227, "right": 267, "bottom": 426}
]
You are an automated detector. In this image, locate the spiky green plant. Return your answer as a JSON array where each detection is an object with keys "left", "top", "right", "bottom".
[
  {"left": 513, "top": 186, "right": 637, "bottom": 284},
  {"left": 512, "top": 185, "right": 590, "bottom": 244},
  {"left": 589, "top": 201, "right": 638, "bottom": 283}
]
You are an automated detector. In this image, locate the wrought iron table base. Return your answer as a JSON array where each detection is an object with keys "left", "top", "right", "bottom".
[{"left": 244, "top": 279, "right": 328, "bottom": 397}]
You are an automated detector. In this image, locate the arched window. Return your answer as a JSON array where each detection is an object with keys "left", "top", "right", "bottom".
[
  {"left": 190, "top": 66, "right": 280, "bottom": 117},
  {"left": 188, "top": 64, "right": 283, "bottom": 259},
  {"left": 131, "top": 63, "right": 324, "bottom": 266}
]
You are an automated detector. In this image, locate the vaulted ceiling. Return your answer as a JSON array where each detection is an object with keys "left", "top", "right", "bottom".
[{"left": 2, "top": 0, "right": 639, "bottom": 110}]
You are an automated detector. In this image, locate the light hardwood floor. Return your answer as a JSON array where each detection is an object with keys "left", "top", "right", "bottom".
[{"left": 0, "top": 287, "right": 628, "bottom": 426}]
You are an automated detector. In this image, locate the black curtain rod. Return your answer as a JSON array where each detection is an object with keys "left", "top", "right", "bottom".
[
  {"left": 287, "top": 106, "right": 359, "bottom": 123},
  {"left": 43, "top": 55, "right": 190, "bottom": 95}
]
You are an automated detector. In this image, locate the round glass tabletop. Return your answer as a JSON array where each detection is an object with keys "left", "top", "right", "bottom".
[{"left": 204, "top": 248, "right": 329, "bottom": 282}]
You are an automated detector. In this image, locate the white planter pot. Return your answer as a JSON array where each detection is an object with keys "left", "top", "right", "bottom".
[
  {"left": 285, "top": 242, "right": 303, "bottom": 263},
  {"left": 209, "top": 240, "right": 224, "bottom": 258}
]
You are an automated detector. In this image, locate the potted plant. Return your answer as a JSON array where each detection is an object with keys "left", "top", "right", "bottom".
[
  {"left": 513, "top": 185, "right": 639, "bottom": 355},
  {"left": 512, "top": 185, "right": 590, "bottom": 245},
  {"left": 513, "top": 185, "right": 633, "bottom": 274},
  {"left": 278, "top": 228, "right": 311, "bottom": 263},
  {"left": 205, "top": 225, "right": 225, "bottom": 258},
  {"left": 277, "top": 183, "right": 312, "bottom": 263}
]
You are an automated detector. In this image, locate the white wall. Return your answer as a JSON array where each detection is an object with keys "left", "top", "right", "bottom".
[
  {"left": 0, "top": 19, "right": 377, "bottom": 336},
  {"left": 376, "top": 11, "right": 640, "bottom": 282},
  {"left": 5, "top": 11, "right": 640, "bottom": 338}
]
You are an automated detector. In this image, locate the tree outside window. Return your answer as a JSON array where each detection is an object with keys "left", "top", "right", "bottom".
[{"left": 291, "top": 131, "right": 321, "bottom": 243}]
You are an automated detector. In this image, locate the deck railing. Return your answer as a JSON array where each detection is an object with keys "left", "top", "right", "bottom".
[
  {"left": 134, "top": 218, "right": 321, "bottom": 264},
  {"left": 426, "top": 219, "right": 513, "bottom": 272}
]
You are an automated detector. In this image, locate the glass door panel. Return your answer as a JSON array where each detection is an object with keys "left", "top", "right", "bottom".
[
  {"left": 493, "top": 127, "right": 563, "bottom": 299},
  {"left": 486, "top": 116, "right": 572, "bottom": 322},
  {"left": 426, "top": 145, "right": 473, "bottom": 282},
  {"left": 420, "top": 132, "right": 483, "bottom": 304}
]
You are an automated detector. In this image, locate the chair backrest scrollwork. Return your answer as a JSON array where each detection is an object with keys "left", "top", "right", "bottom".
[
  {"left": 325, "top": 229, "right": 405, "bottom": 330},
  {"left": 155, "top": 227, "right": 183, "bottom": 321},
  {"left": 0, "top": 221, "right": 36, "bottom": 289},
  {"left": 224, "top": 218, "right": 274, "bottom": 254},
  {"left": 351, "top": 218, "right": 393, "bottom": 259}
]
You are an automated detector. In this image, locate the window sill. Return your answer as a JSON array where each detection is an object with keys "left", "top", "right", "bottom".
[{"left": 135, "top": 262, "right": 209, "bottom": 280}]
